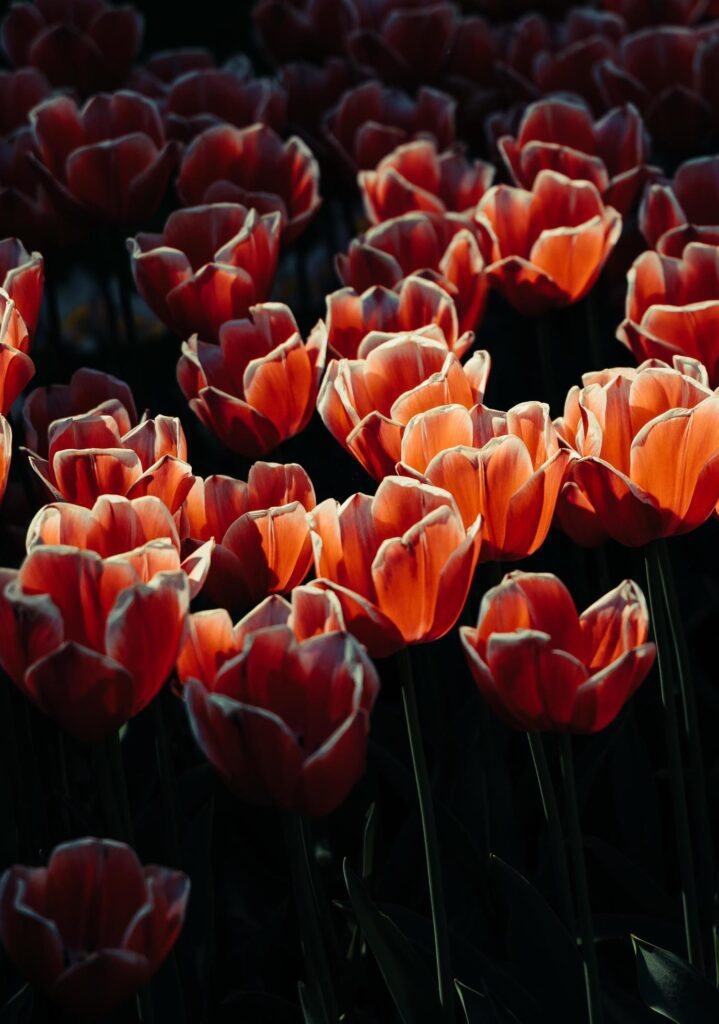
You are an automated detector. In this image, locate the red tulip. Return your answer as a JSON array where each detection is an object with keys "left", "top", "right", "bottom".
[
  {"left": 177, "top": 303, "right": 327, "bottom": 457},
  {"left": 600, "top": 0, "right": 706, "bottom": 28},
  {"left": 0, "top": 545, "right": 190, "bottom": 741},
  {"left": 1, "top": 0, "right": 143, "bottom": 96},
  {"left": 178, "top": 462, "right": 316, "bottom": 611},
  {"left": 348, "top": 3, "right": 460, "bottom": 89},
  {"left": 128, "top": 204, "right": 281, "bottom": 342},
  {"left": 0, "top": 237, "right": 43, "bottom": 337},
  {"left": 0, "top": 838, "right": 189, "bottom": 1019},
  {"left": 27, "top": 494, "right": 213, "bottom": 598},
  {"left": 0, "top": 68, "right": 51, "bottom": 135},
  {"left": 0, "top": 290, "right": 34, "bottom": 415},
  {"left": 476, "top": 170, "right": 622, "bottom": 316},
  {"left": 0, "top": 415, "right": 10, "bottom": 504},
  {"left": 396, "top": 400, "right": 571, "bottom": 561},
  {"left": 29, "top": 91, "right": 178, "bottom": 226},
  {"left": 163, "top": 69, "right": 287, "bottom": 143},
  {"left": 26, "top": 410, "right": 194, "bottom": 513},
  {"left": 318, "top": 331, "right": 490, "bottom": 479},
  {"left": 177, "top": 123, "right": 321, "bottom": 244},
  {"left": 359, "top": 139, "right": 494, "bottom": 225},
  {"left": 323, "top": 80, "right": 456, "bottom": 174},
  {"left": 618, "top": 242, "right": 719, "bottom": 385},
  {"left": 555, "top": 356, "right": 719, "bottom": 546},
  {"left": 320, "top": 274, "right": 473, "bottom": 359},
  {"left": 22, "top": 366, "right": 137, "bottom": 457},
  {"left": 532, "top": 35, "right": 616, "bottom": 113},
  {"left": 253, "top": 0, "right": 357, "bottom": 66},
  {"left": 640, "top": 156, "right": 719, "bottom": 251},
  {"left": 460, "top": 572, "right": 656, "bottom": 732},
  {"left": 309, "top": 475, "right": 481, "bottom": 657},
  {"left": 178, "top": 600, "right": 379, "bottom": 816},
  {"left": 279, "top": 58, "right": 356, "bottom": 143},
  {"left": 0, "top": 126, "right": 68, "bottom": 251},
  {"left": 128, "top": 47, "right": 216, "bottom": 99},
  {"left": 337, "top": 211, "right": 490, "bottom": 335},
  {"left": 498, "top": 97, "right": 654, "bottom": 217}
]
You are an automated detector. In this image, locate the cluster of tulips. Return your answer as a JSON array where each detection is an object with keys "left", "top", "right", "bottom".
[{"left": 1, "top": 0, "right": 719, "bottom": 1020}]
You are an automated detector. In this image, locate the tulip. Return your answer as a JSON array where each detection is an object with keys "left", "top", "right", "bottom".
[
  {"left": 253, "top": 0, "right": 357, "bottom": 66},
  {"left": 178, "top": 600, "right": 380, "bottom": 816},
  {"left": 29, "top": 91, "right": 177, "bottom": 227},
  {"left": 0, "top": 838, "right": 189, "bottom": 1019},
  {"left": 532, "top": 34, "right": 616, "bottom": 113},
  {"left": 318, "top": 330, "right": 490, "bottom": 479},
  {"left": 129, "top": 204, "right": 281, "bottom": 342},
  {"left": 0, "top": 290, "right": 34, "bottom": 415},
  {"left": 476, "top": 170, "right": 622, "bottom": 316},
  {"left": 177, "top": 123, "right": 321, "bottom": 244},
  {"left": 555, "top": 356, "right": 719, "bottom": 546},
  {"left": 279, "top": 58, "right": 355, "bottom": 143},
  {"left": 320, "top": 274, "right": 473, "bottom": 359},
  {"left": 177, "top": 303, "right": 327, "bottom": 457},
  {"left": 337, "top": 211, "right": 490, "bottom": 335},
  {"left": 0, "top": 68, "right": 51, "bottom": 135},
  {"left": 397, "top": 401, "right": 571, "bottom": 561},
  {"left": 602, "top": 0, "right": 705, "bottom": 29},
  {"left": 460, "top": 571, "right": 656, "bottom": 732},
  {"left": 1, "top": 0, "right": 143, "bottom": 96},
  {"left": 0, "top": 237, "right": 43, "bottom": 336},
  {"left": 0, "top": 545, "right": 190, "bottom": 741},
  {"left": 129, "top": 46, "right": 216, "bottom": 99},
  {"left": 163, "top": 68, "right": 287, "bottom": 143},
  {"left": 0, "top": 414, "right": 10, "bottom": 504},
  {"left": 178, "top": 462, "right": 316, "bottom": 611},
  {"left": 640, "top": 155, "right": 719, "bottom": 251},
  {"left": 309, "top": 475, "right": 481, "bottom": 657},
  {"left": 618, "top": 242, "right": 719, "bottom": 385},
  {"left": 348, "top": 3, "right": 460, "bottom": 89}
]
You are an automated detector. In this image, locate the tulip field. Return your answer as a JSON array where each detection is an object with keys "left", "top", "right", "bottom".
[{"left": 2, "top": 0, "right": 719, "bottom": 1021}]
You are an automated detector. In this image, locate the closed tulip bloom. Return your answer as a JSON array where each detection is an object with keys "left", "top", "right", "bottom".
[
  {"left": 27, "top": 410, "right": 194, "bottom": 513},
  {"left": 397, "top": 400, "right": 571, "bottom": 561},
  {"left": 348, "top": 3, "right": 460, "bottom": 89},
  {"left": 0, "top": 415, "right": 10, "bottom": 504},
  {"left": 0, "top": 68, "right": 51, "bottom": 135},
  {"left": 318, "top": 329, "right": 490, "bottom": 479},
  {"left": 178, "top": 601, "right": 380, "bottom": 816},
  {"left": 555, "top": 356, "right": 719, "bottom": 546},
  {"left": 177, "top": 123, "right": 321, "bottom": 244},
  {"left": 618, "top": 243, "right": 719, "bottom": 385},
  {"left": 337, "top": 211, "right": 490, "bottom": 335},
  {"left": 0, "top": 291, "right": 34, "bottom": 415},
  {"left": 0, "top": 838, "right": 189, "bottom": 1019},
  {"left": 321, "top": 274, "right": 473, "bottom": 359},
  {"left": 476, "top": 170, "right": 622, "bottom": 316},
  {"left": 178, "top": 462, "right": 316, "bottom": 611},
  {"left": 253, "top": 0, "right": 357, "bottom": 66},
  {"left": 163, "top": 68, "right": 287, "bottom": 143},
  {"left": 128, "top": 47, "right": 216, "bottom": 99},
  {"left": 309, "top": 475, "right": 481, "bottom": 657},
  {"left": 0, "top": 237, "right": 43, "bottom": 337},
  {"left": 129, "top": 204, "right": 281, "bottom": 342},
  {"left": 0, "top": 545, "right": 190, "bottom": 741},
  {"left": 460, "top": 572, "right": 656, "bottom": 732},
  {"left": 29, "top": 91, "right": 177, "bottom": 226},
  {"left": 640, "top": 156, "right": 719, "bottom": 251},
  {"left": 601, "top": 0, "right": 705, "bottom": 28},
  {"left": 177, "top": 303, "right": 327, "bottom": 458}
]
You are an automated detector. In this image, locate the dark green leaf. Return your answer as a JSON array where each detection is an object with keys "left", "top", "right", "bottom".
[
  {"left": 299, "top": 981, "right": 327, "bottom": 1024},
  {"left": 0, "top": 985, "right": 33, "bottom": 1023},
  {"left": 634, "top": 936, "right": 719, "bottom": 1022}
]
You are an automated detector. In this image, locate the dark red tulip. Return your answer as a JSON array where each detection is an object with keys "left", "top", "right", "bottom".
[
  {"left": 0, "top": 838, "right": 189, "bottom": 1019},
  {"left": 0, "top": 415, "right": 10, "bottom": 504},
  {"left": 532, "top": 34, "right": 616, "bottom": 113},
  {"left": 0, "top": 545, "right": 190, "bottom": 741},
  {"left": 461, "top": 572, "right": 655, "bottom": 732},
  {"left": 0, "top": 290, "right": 34, "bottom": 415},
  {"left": 279, "top": 58, "right": 356, "bottom": 143},
  {"left": 178, "top": 462, "right": 315, "bottom": 611},
  {"left": 319, "top": 274, "right": 474, "bottom": 359},
  {"left": 1, "top": 0, "right": 143, "bottom": 96},
  {"left": 253, "top": 0, "right": 357, "bottom": 66},
  {"left": 0, "top": 126, "right": 70, "bottom": 251},
  {"left": 177, "top": 123, "right": 321, "bottom": 244},
  {"left": 178, "top": 599, "right": 380, "bottom": 816},
  {"left": 498, "top": 97, "right": 654, "bottom": 216},
  {"left": 128, "top": 204, "right": 281, "bottom": 342},
  {"left": 0, "top": 68, "right": 51, "bottom": 135},
  {"left": 600, "top": 0, "right": 707, "bottom": 28},
  {"left": 128, "top": 46, "right": 216, "bottom": 99},
  {"left": 0, "top": 237, "right": 43, "bottom": 337},
  {"left": 177, "top": 303, "right": 327, "bottom": 457},
  {"left": 30, "top": 91, "right": 178, "bottom": 227},
  {"left": 323, "top": 80, "right": 456, "bottom": 174},
  {"left": 640, "top": 156, "right": 719, "bottom": 251},
  {"left": 359, "top": 139, "right": 494, "bottom": 225},
  {"left": 476, "top": 170, "right": 622, "bottom": 316},
  {"left": 163, "top": 69, "right": 287, "bottom": 143},
  {"left": 336, "top": 211, "right": 490, "bottom": 334}
]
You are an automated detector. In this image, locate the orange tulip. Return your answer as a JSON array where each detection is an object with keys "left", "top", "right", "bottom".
[{"left": 0, "top": 414, "right": 10, "bottom": 505}]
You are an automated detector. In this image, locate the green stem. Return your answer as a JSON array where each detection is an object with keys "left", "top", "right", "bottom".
[
  {"left": 559, "top": 734, "right": 604, "bottom": 1024},
  {"left": 526, "top": 732, "right": 575, "bottom": 931},
  {"left": 398, "top": 648, "right": 455, "bottom": 1023},
  {"left": 645, "top": 543, "right": 704, "bottom": 972}
]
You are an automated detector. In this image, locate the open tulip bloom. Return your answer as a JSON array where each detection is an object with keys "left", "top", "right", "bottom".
[{"left": 640, "top": 155, "right": 719, "bottom": 250}]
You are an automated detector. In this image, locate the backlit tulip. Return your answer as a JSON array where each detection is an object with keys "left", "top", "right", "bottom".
[
  {"left": 177, "top": 303, "right": 327, "bottom": 457},
  {"left": 318, "top": 330, "right": 490, "bottom": 479},
  {"left": 177, "top": 123, "right": 321, "bottom": 244},
  {"left": 163, "top": 68, "right": 287, "bottom": 143},
  {"left": 397, "top": 401, "right": 571, "bottom": 561},
  {"left": 0, "top": 237, "right": 43, "bottom": 337},
  {"left": 178, "top": 600, "right": 379, "bottom": 816},
  {"left": 460, "top": 572, "right": 656, "bottom": 732},
  {"left": 337, "top": 211, "right": 490, "bottom": 334},
  {"left": 0, "top": 545, "right": 189, "bottom": 741},
  {"left": 128, "top": 204, "right": 281, "bottom": 342},
  {"left": 0, "top": 68, "right": 51, "bottom": 135},
  {"left": 29, "top": 91, "right": 177, "bottom": 226},
  {"left": 618, "top": 242, "right": 719, "bottom": 385},
  {"left": 640, "top": 156, "right": 719, "bottom": 251},
  {"left": 555, "top": 356, "right": 719, "bottom": 546},
  {"left": 359, "top": 139, "right": 494, "bottom": 225},
  {"left": 309, "top": 475, "right": 481, "bottom": 657},
  {"left": 476, "top": 170, "right": 622, "bottom": 316},
  {"left": 178, "top": 462, "right": 316, "bottom": 611},
  {"left": 0, "top": 290, "right": 34, "bottom": 415},
  {"left": 0, "top": 415, "right": 10, "bottom": 504},
  {"left": 0, "top": 838, "right": 189, "bottom": 1019},
  {"left": 1, "top": 0, "right": 143, "bottom": 96}
]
